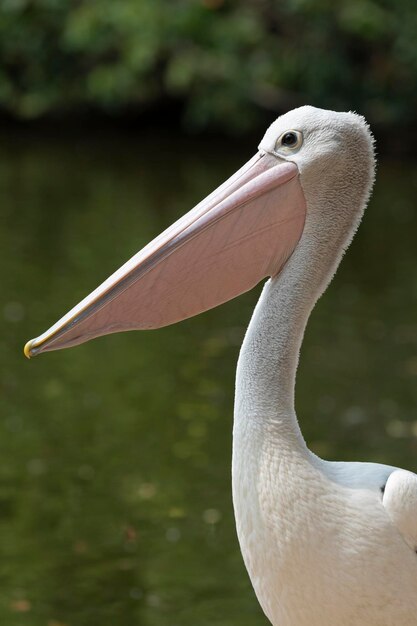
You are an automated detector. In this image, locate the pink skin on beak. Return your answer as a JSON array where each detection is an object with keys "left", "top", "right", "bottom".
[{"left": 24, "top": 152, "right": 306, "bottom": 357}]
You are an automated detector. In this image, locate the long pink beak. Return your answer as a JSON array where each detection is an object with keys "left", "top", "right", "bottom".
[{"left": 24, "top": 152, "right": 306, "bottom": 357}]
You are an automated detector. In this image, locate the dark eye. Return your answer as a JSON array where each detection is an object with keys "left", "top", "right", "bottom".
[
  {"left": 282, "top": 132, "right": 298, "bottom": 147},
  {"left": 276, "top": 130, "right": 303, "bottom": 152}
]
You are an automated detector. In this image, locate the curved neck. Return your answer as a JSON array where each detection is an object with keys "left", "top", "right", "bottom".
[
  {"left": 233, "top": 195, "right": 358, "bottom": 453},
  {"left": 232, "top": 139, "right": 373, "bottom": 455},
  {"left": 234, "top": 246, "right": 317, "bottom": 453},
  {"left": 235, "top": 272, "right": 311, "bottom": 427}
]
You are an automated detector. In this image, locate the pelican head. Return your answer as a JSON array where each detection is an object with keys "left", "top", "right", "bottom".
[{"left": 24, "top": 106, "right": 375, "bottom": 358}]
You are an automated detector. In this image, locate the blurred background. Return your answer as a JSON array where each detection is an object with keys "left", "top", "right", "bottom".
[{"left": 1, "top": 1, "right": 417, "bottom": 625}]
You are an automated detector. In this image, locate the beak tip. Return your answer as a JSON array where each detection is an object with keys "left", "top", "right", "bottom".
[{"left": 24, "top": 339, "right": 34, "bottom": 359}]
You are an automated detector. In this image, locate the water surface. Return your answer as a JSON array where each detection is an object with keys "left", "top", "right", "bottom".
[{"left": 1, "top": 130, "right": 417, "bottom": 626}]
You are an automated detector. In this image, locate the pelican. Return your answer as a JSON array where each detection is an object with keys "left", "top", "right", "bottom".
[{"left": 25, "top": 106, "right": 417, "bottom": 625}]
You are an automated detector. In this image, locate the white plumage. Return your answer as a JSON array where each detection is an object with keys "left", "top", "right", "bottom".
[
  {"left": 233, "top": 107, "right": 417, "bottom": 625},
  {"left": 26, "top": 106, "right": 417, "bottom": 625}
]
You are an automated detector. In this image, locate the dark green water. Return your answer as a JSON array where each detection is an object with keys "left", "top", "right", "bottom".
[{"left": 1, "top": 130, "right": 416, "bottom": 626}]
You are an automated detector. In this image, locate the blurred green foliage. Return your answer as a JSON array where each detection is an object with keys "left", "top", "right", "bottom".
[{"left": 0, "top": 0, "right": 416, "bottom": 130}]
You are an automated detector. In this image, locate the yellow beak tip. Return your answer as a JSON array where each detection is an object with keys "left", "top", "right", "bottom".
[{"left": 24, "top": 339, "right": 34, "bottom": 359}]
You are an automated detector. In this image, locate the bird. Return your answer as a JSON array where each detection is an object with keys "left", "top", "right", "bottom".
[{"left": 25, "top": 106, "right": 417, "bottom": 625}]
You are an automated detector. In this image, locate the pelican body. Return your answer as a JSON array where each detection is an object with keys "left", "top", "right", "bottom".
[{"left": 25, "top": 107, "right": 417, "bottom": 625}]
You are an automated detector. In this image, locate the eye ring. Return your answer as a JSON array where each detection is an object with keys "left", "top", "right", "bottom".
[{"left": 276, "top": 130, "right": 303, "bottom": 153}]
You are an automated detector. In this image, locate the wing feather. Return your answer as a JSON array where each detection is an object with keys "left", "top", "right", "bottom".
[{"left": 383, "top": 469, "right": 417, "bottom": 550}]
